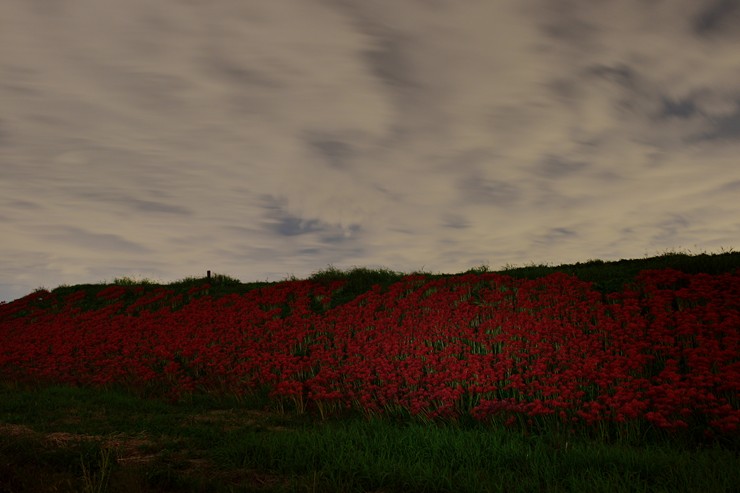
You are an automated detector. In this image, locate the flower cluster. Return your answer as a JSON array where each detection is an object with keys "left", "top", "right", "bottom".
[{"left": 0, "top": 269, "right": 738, "bottom": 436}]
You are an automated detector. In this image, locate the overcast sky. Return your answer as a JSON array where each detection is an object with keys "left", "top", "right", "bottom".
[{"left": 1, "top": 0, "right": 739, "bottom": 302}]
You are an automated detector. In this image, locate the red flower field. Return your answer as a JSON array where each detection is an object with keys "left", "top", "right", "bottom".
[{"left": 1, "top": 268, "right": 738, "bottom": 437}]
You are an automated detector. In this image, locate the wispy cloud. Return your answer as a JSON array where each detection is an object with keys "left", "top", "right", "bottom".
[{"left": 0, "top": 0, "right": 738, "bottom": 301}]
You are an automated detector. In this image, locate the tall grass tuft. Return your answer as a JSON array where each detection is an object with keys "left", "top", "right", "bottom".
[
  {"left": 310, "top": 265, "right": 405, "bottom": 307},
  {"left": 80, "top": 446, "right": 114, "bottom": 493}
]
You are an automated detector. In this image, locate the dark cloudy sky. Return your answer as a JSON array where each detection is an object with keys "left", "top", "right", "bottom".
[{"left": 2, "top": 0, "right": 739, "bottom": 301}]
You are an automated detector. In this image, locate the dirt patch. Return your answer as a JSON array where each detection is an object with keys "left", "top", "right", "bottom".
[
  {"left": 0, "top": 422, "right": 34, "bottom": 437},
  {"left": 0, "top": 421, "right": 158, "bottom": 465},
  {"left": 0, "top": 417, "right": 297, "bottom": 491},
  {"left": 185, "top": 408, "right": 291, "bottom": 432}
]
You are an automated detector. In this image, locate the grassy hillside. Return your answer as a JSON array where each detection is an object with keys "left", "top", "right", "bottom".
[
  {"left": 15, "top": 249, "right": 740, "bottom": 311},
  {"left": 1, "top": 251, "right": 738, "bottom": 492}
]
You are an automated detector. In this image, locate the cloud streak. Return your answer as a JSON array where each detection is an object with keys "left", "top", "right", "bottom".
[{"left": 1, "top": 0, "right": 738, "bottom": 301}]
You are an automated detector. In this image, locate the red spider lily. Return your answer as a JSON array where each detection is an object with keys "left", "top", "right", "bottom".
[{"left": 1, "top": 270, "right": 738, "bottom": 437}]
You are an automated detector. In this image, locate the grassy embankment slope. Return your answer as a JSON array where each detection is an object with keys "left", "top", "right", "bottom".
[{"left": 0, "top": 251, "right": 739, "bottom": 493}]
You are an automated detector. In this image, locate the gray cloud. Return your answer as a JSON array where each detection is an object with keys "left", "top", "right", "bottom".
[
  {"left": 129, "top": 199, "right": 193, "bottom": 215},
  {"left": 330, "top": 0, "right": 418, "bottom": 94},
  {"left": 307, "top": 135, "right": 354, "bottom": 170},
  {"left": 261, "top": 196, "right": 360, "bottom": 245},
  {"left": 538, "top": 0, "right": 598, "bottom": 48},
  {"left": 274, "top": 216, "right": 324, "bottom": 237},
  {"left": 1, "top": 0, "right": 739, "bottom": 301},
  {"left": 532, "top": 227, "right": 579, "bottom": 248},
  {"left": 703, "top": 103, "right": 740, "bottom": 140},
  {"left": 441, "top": 215, "right": 470, "bottom": 230},
  {"left": 363, "top": 34, "right": 416, "bottom": 92},
  {"left": 693, "top": 0, "right": 740, "bottom": 36},
  {"left": 0, "top": 119, "right": 9, "bottom": 146},
  {"left": 205, "top": 56, "right": 280, "bottom": 89},
  {"left": 713, "top": 179, "right": 740, "bottom": 193},
  {"left": 37, "top": 226, "right": 152, "bottom": 254},
  {"left": 62, "top": 189, "right": 194, "bottom": 216},
  {"left": 321, "top": 224, "right": 361, "bottom": 245},
  {"left": 548, "top": 227, "right": 578, "bottom": 240},
  {"left": 535, "top": 156, "right": 590, "bottom": 179},
  {"left": 466, "top": 179, "right": 522, "bottom": 206},
  {"left": 660, "top": 98, "right": 699, "bottom": 119},
  {"left": 587, "top": 64, "right": 637, "bottom": 88},
  {"left": 653, "top": 214, "right": 692, "bottom": 243},
  {"left": 5, "top": 199, "right": 43, "bottom": 210}
]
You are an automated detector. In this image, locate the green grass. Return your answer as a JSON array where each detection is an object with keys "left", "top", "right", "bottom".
[
  {"left": 309, "top": 266, "right": 405, "bottom": 308},
  {"left": 496, "top": 249, "right": 740, "bottom": 293},
  {"left": 215, "top": 418, "right": 740, "bottom": 493},
  {"left": 1, "top": 383, "right": 738, "bottom": 493}
]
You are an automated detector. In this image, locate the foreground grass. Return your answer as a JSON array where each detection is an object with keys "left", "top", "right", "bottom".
[{"left": 1, "top": 383, "right": 738, "bottom": 493}]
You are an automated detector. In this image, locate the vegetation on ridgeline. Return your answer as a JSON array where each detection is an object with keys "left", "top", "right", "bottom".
[
  {"left": 1, "top": 250, "right": 739, "bottom": 492},
  {"left": 25, "top": 248, "right": 740, "bottom": 313}
]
